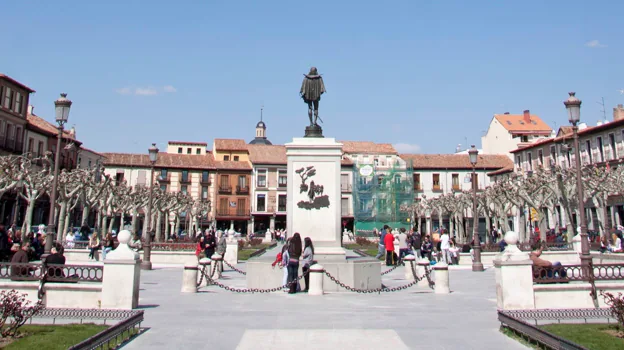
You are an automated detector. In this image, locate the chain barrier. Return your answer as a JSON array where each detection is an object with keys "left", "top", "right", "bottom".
[
  {"left": 381, "top": 264, "right": 399, "bottom": 276},
  {"left": 223, "top": 260, "right": 247, "bottom": 275},
  {"left": 198, "top": 267, "right": 309, "bottom": 294},
  {"left": 423, "top": 265, "right": 435, "bottom": 290},
  {"left": 324, "top": 261, "right": 426, "bottom": 294}
]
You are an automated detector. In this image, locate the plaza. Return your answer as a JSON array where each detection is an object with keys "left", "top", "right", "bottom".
[{"left": 127, "top": 253, "right": 525, "bottom": 350}]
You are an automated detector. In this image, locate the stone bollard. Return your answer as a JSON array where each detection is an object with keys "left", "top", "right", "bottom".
[
  {"left": 181, "top": 262, "right": 199, "bottom": 293},
  {"left": 403, "top": 255, "right": 416, "bottom": 281},
  {"left": 308, "top": 264, "right": 324, "bottom": 296},
  {"left": 101, "top": 230, "right": 141, "bottom": 309},
  {"left": 416, "top": 258, "right": 430, "bottom": 288},
  {"left": 198, "top": 258, "right": 211, "bottom": 287},
  {"left": 211, "top": 254, "right": 223, "bottom": 279},
  {"left": 433, "top": 262, "right": 450, "bottom": 294},
  {"left": 225, "top": 240, "right": 239, "bottom": 267}
]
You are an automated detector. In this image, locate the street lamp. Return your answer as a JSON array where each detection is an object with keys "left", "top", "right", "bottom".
[
  {"left": 141, "top": 143, "right": 159, "bottom": 270},
  {"left": 469, "top": 145, "right": 484, "bottom": 272},
  {"left": 564, "top": 92, "right": 592, "bottom": 282},
  {"left": 44, "top": 93, "right": 72, "bottom": 256}
]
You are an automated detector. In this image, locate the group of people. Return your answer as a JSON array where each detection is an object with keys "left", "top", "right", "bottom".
[
  {"left": 599, "top": 226, "right": 624, "bottom": 253},
  {"left": 272, "top": 233, "right": 314, "bottom": 294},
  {"left": 0, "top": 224, "right": 47, "bottom": 262},
  {"left": 194, "top": 229, "right": 227, "bottom": 259},
  {"left": 374, "top": 226, "right": 462, "bottom": 266}
]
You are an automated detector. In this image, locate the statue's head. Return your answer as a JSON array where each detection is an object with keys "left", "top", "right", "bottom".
[{"left": 309, "top": 67, "right": 318, "bottom": 75}]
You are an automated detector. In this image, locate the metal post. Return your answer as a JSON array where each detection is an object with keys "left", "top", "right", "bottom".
[
  {"left": 44, "top": 125, "right": 64, "bottom": 255},
  {"left": 472, "top": 165, "right": 484, "bottom": 272},
  {"left": 572, "top": 125, "right": 594, "bottom": 299},
  {"left": 141, "top": 163, "right": 155, "bottom": 270}
]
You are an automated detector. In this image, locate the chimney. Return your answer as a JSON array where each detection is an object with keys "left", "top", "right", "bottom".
[
  {"left": 27, "top": 105, "right": 34, "bottom": 115},
  {"left": 69, "top": 126, "right": 76, "bottom": 138},
  {"left": 523, "top": 110, "right": 531, "bottom": 123},
  {"left": 504, "top": 112, "right": 510, "bottom": 115},
  {"left": 614, "top": 104, "right": 624, "bottom": 121}
]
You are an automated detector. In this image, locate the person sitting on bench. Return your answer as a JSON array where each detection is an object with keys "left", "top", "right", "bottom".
[
  {"left": 530, "top": 244, "right": 567, "bottom": 280},
  {"left": 10, "top": 241, "right": 31, "bottom": 278},
  {"left": 45, "top": 247, "right": 66, "bottom": 277}
]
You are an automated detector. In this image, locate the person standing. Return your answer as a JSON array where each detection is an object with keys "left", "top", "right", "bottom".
[
  {"left": 374, "top": 228, "right": 385, "bottom": 260},
  {"left": 281, "top": 238, "right": 291, "bottom": 290},
  {"left": 204, "top": 230, "right": 216, "bottom": 258},
  {"left": 287, "top": 233, "right": 302, "bottom": 294},
  {"left": 88, "top": 233, "right": 100, "bottom": 260},
  {"left": 397, "top": 228, "right": 409, "bottom": 264},
  {"left": 301, "top": 237, "right": 315, "bottom": 293},
  {"left": 412, "top": 231, "right": 422, "bottom": 259},
  {"left": 102, "top": 233, "right": 115, "bottom": 260},
  {"left": 440, "top": 231, "right": 451, "bottom": 264},
  {"left": 217, "top": 231, "right": 227, "bottom": 256},
  {"left": 384, "top": 226, "right": 396, "bottom": 266}
]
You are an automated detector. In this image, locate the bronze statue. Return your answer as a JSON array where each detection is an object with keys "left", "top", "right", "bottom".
[{"left": 300, "top": 67, "right": 326, "bottom": 126}]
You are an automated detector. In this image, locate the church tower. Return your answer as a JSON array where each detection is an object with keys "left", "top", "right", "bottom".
[{"left": 249, "top": 106, "right": 272, "bottom": 145}]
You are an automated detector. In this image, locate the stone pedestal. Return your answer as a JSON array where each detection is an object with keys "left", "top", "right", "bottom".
[
  {"left": 224, "top": 240, "right": 239, "bottom": 267},
  {"left": 101, "top": 230, "right": 140, "bottom": 310},
  {"left": 286, "top": 137, "right": 344, "bottom": 260},
  {"left": 198, "top": 258, "right": 211, "bottom": 287},
  {"left": 416, "top": 258, "right": 430, "bottom": 288},
  {"left": 181, "top": 262, "right": 198, "bottom": 293},
  {"left": 211, "top": 254, "right": 223, "bottom": 279},
  {"left": 403, "top": 255, "right": 416, "bottom": 281},
  {"left": 433, "top": 262, "right": 450, "bottom": 294},
  {"left": 494, "top": 231, "right": 535, "bottom": 310},
  {"left": 308, "top": 264, "right": 325, "bottom": 296}
]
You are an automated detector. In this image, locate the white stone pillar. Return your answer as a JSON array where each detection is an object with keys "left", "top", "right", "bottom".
[
  {"left": 416, "top": 258, "right": 430, "bottom": 288},
  {"left": 211, "top": 254, "right": 223, "bottom": 279},
  {"left": 494, "top": 231, "right": 536, "bottom": 310},
  {"left": 308, "top": 264, "right": 325, "bottom": 296},
  {"left": 198, "top": 258, "right": 211, "bottom": 287},
  {"left": 224, "top": 237, "right": 239, "bottom": 267},
  {"left": 101, "top": 230, "right": 141, "bottom": 310},
  {"left": 403, "top": 255, "right": 415, "bottom": 281},
  {"left": 181, "top": 262, "right": 198, "bottom": 293},
  {"left": 433, "top": 262, "right": 450, "bottom": 294}
]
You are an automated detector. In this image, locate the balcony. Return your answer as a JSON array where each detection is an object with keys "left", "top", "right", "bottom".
[
  {"left": 216, "top": 208, "right": 250, "bottom": 217},
  {"left": 278, "top": 183, "right": 287, "bottom": 190},
  {"left": 157, "top": 174, "right": 171, "bottom": 183},
  {"left": 452, "top": 185, "right": 460, "bottom": 191},
  {"left": 413, "top": 184, "right": 422, "bottom": 191},
  {"left": 341, "top": 183, "right": 352, "bottom": 192},
  {"left": 432, "top": 185, "right": 442, "bottom": 192},
  {"left": 200, "top": 177, "right": 211, "bottom": 185},
  {"left": 218, "top": 185, "right": 232, "bottom": 194},
  {"left": 236, "top": 185, "right": 249, "bottom": 194},
  {"left": 180, "top": 176, "right": 191, "bottom": 184}
]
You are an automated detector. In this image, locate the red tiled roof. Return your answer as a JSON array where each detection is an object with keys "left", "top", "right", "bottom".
[
  {"left": 102, "top": 152, "right": 216, "bottom": 170},
  {"left": 26, "top": 113, "right": 79, "bottom": 144},
  {"left": 487, "top": 165, "right": 514, "bottom": 176},
  {"left": 493, "top": 113, "right": 552, "bottom": 134},
  {"left": 247, "top": 145, "right": 286, "bottom": 165},
  {"left": 400, "top": 154, "right": 513, "bottom": 170},
  {"left": 0, "top": 74, "right": 35, "bottom": 93},
  {"left": 214, "top": 139, "right": 248, "bottom": 151},
  {"left": 214, "top": 160, "right": 252, "bottom": 170},
  {"left": 340, "top": 141, "right": 397, "bottom": 155},
  {"left": 79, "top": 146, "right": 104, "bottom": 157},
  {"left": 168, "top": 141, "right": 207, "bottom": 146},
  {"left": 510, "top": 118, "right": 624, "bottom": 154}
]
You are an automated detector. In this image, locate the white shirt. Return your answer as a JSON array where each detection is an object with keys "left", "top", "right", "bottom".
[
  {"left": 440, "top": 234, "right": 450, "bottom": 250},
  {"left": 397, "top": 233, "right": 408, "bottom": 249}
]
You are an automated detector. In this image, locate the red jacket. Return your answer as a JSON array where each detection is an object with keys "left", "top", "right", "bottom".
[{"left": 384, "top": 233, "right": 395, "bottom": 251}]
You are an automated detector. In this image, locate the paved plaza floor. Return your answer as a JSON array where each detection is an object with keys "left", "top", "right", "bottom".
[{"left": 125, "top": 256, "right": 527, "bottom": 350}]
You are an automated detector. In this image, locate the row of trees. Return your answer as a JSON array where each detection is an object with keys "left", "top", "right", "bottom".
[
  {"left": 0, "top": 155, "right": 211, "bottom": 242},
  {"left": 404, "top": 162, "right": 624, "bottom": 243}
]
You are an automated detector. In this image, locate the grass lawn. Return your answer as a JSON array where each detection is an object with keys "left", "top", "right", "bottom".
[
  {"left": 238, "top": 243, "right": 272, "bottom": 260},
  {"left": 540, "top": 324, "right": 624, "bottom": 350},
  {"left": 3, "top": 324, "right": 108, "bottom": 350},
  {"left": 344, "top": 244, "right": 382, "bottom": 260}
]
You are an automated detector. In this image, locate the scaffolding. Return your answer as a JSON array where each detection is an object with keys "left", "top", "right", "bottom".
[{"left": 353, "top": 158, "right": 414, "bottom": 236}]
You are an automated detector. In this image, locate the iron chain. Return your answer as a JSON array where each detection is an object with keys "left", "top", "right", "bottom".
[
  {"left": 199, "top": 268, "right": 308, "bottom": 294},
  {"left": 381, "top": 264, "right": 399, "bottom": 276},
  {"left": 223, "top": 260, "right": 247, "bottom": 275}
]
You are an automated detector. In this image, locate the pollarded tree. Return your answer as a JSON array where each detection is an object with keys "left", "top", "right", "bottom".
[
  {"left": 77, "top": 171, "right": 111, "bottom": 227},
  {"left": 0, "top": 156, "right": 27, "bottom": 198},
  {"left": 19, "top": 158, "right": 52, "bottom": 234},
  {"left": 55, "top": 169, "right": 88, "bottom": 240}
]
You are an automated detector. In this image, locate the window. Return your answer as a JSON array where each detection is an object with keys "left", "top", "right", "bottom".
[
  {"left": 238, "top": 175, "right": 247, "bottom": 188},
  {"left": 3, "top": 87, "right": 12, "bottom": 109},
  {"left": 550, "top": 146, "right": 557, "bottom": 167},
  {"left": 597, "top": 137, "right": 604, "bottom": 162},
  {"left": 527, "top": 152, "right": 533, "bottom": 171},
  {"left": 609, "top": 133, "right": 616, "bottom": 159},
  {"left": 451, "top": 174, "right": 459, "bottom": 190},
  {"left": 178, "top": 147, "right": 182, "bottom": 154},
  {"left": 14, "top": 92, "right": 22, "bottom": 114},
  {"left": 521, "top": 135, "right": 529, "bottom": 143},
  {"left": 220, "top": 175, "right": 229, "bottom": 189},
  {"left": 160, "top": 169, "right": 168, "bottom": 180},
  {"left": 160, "top": 184, "right": 167, "bottom": 192},
  {"left": 115, "top": 172, "right": 125, "bottom": 185},
  {"left": 187, "top": 148, "right": 191, "bottom": 154},
  {"left": 278, "top": 169, "right": 287, "bottom": 187},
  {"left": 202, "top": 170, "right": 209, "bottom": 183},
  {"left": 257, "top": 194, "right": 266, "bottom": 212},
  {"left": 27, "top": 138, "right": 33, "bottom": 153},
  {"left": 585, "top": 140, "right": 592, "bottom": 164},
  {"left": 137, "top": 170, "right": 147, "bottom": 186},
  {"left": 278, "top": 195, "right": 287, "bottom": 212},
  {"left": 538, "top": 149, "right": 544, "bottom": 166},
  {"left": 257, "top": 169, "right": 267, "bottom": 187},
  {"left": 88, "top": 160, "right": 92, "bottom": 169},
  {"left": 196, "top": 148, "right": 201, "bottom": 155},
  {"left": 181, "top": 185, "right": 188, "bottom": 194},
  {"left": 413, "top": 174, "right": 421, "bottom": 190},
  {"left": 515, "top": 154, "right": 522, "bottom": 170},
  {"left": 181, "top": 170, "right": 189, "bottom": 182},
  {"left": 0, "top": 120, "right": 4, "bottom": 136},
  {"left": 341, "top": 173, "right": 349, "bottom": 191},
  {"left": 224, "top": 155, "right": 230, "bottom": 161},
  {"left": 37, "top": 141, "right": 43, "bottom": 158},
  {"left": 237, "top": 198, "right": 246, "bottom": 215},
  {"left": 233, "top": 155, "right": 239, "bottom": 161},
  {"left": 219, "top": 198, "right": 228, "bottom": 213},
  {"left": 341, "top": 198, "right": 349, "bottom": 215},
  {"left": 432, "top": 174, "right": 440, "bottom": 191},
  {"left": 201, "top": 186, "right": 208, "bottom": 200}
]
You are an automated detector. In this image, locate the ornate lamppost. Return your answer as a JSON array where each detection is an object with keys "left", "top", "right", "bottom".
[
  {"left": 563, "top": 93, "right": 592, "bottom": 278},
  {"left": 44, "top": 93, "right": 72, "bottom": 255},
  {"left": 141, "top": 143, "right": 159, "bottom": 270},
  {"left": 469, "top": 145, "right": 484, "bottom": 272}
]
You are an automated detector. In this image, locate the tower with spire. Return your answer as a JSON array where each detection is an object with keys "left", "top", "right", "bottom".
[{"left": 249, "top": 106, "right": 272, "bottom": 145}]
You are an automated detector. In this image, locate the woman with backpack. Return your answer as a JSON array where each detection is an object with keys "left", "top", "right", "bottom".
[
  {"left": 287, "top": 233, "right": 302, "bottom": 294},
  {"left": 301, "top": 237, "right": 315, "bottom": 293}
]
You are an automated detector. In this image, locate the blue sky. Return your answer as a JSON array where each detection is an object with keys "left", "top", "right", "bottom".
[{"left": 1, "top": 0, "right": 622, "bottom": 154}]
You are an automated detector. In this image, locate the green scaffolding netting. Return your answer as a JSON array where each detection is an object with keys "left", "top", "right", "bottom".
[{"left": 353, "top": 159, "right": 414, "bottom": 236}]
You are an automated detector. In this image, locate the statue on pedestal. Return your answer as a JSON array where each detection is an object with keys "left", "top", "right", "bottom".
[{"left": 300, "top": 67, "right": 326, "bottom": 137}]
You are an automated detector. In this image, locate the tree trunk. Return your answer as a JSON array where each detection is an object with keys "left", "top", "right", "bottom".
[
  {"left": 156, "top": 211, "right": 163, "bottom": 242},
  {"left": 449, "top": 216, "right": 455, "bottom": 238},
  {"left": 485, "top": 216, "right": 491, "bottom": 244},
  {"left": 164, "top": 212, "right": 170, "bottom": 241},
  {"left": 63, "top": 211, "right": 71, "bottom": 237},
  {"left": 81, "top": 205, "right": 90, "bottom": 226},
  {"left": 518, "top": 208, "right": 527, "bottom": 243},
  {"left": 108, "top": 214, "right": 116, "bottom": 233},
  {"left": 102, "top": 216, "right": 108, "bottom": 235},
  {"left": 131, "top": 210, "right": 138, "bottom": 233},
  {"left": 23, "top": 200, "right": 36, "bottom": 234},
  {"left": 57, "top": 202, "right": 68, "bottom": 241},
  {"left": 174, "top": 215, "right": 180, "bottom": 236}
]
